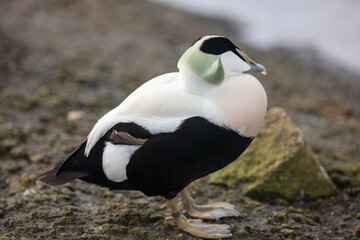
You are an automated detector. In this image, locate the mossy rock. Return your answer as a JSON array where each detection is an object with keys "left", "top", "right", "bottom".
[{"left": 209, "top": 107, "right": 337, "bottom": 201}]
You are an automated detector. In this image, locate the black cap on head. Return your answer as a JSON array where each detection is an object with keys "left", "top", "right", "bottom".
[{"left": 198, "top": 37, "right": 245, "bottom": 61}]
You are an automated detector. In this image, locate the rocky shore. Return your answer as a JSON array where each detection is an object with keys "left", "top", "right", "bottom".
[{"left": 0, "top": 1, "right": 359, "bottom": 239}]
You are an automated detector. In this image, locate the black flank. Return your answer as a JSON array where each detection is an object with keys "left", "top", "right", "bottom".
[{"left": 126, "top": 117, "right": 253, "bottom": 199}]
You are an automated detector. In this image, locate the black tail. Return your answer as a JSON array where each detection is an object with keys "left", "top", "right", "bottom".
[
  {"left": 38, "top": 121, "right": 152, "bottom": 189},
  {"left": 37, "top": 136, "right": 137, "bottom": 191},
  {"left": 38, "top": 141, "right": 90, "bottom": 185}
]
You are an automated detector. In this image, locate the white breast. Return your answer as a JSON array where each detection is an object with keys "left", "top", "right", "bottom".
[{"left": 207, "top": 74, "right": 267, "bottom": 137}]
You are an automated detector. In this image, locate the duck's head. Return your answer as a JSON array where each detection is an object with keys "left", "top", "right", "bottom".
[{"left": 178, "top": 35, "right": 266, "bottom": 86}]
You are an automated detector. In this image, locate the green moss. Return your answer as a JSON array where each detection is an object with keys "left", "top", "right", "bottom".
[
  {"left": 2, "top": 217, "right": 23, "bottom": 229},
  {"left": 320, "top": 154, "right": 360, "bottom": 188},
  {"left": 131, "top": 227, "right": 147, "bottom": 237},
  {"left": 0, "top": 236, "right": 12, "bottom": 240},
  {"left": 100, "top": 223, "right": 127, "bottom": 235},
  {"left": 273, "top": 212, "right": 287, "bottom": 221}
]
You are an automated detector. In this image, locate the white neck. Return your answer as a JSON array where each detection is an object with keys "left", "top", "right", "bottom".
[{"left": 179, "top": 70, "right": 214, "bottom": 95}]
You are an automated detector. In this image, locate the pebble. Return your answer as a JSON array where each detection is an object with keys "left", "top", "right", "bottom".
[
  {"left": 273, "top": 211, "right": 288, "bottom": 221},
  {"left": 236, "top": 229, "right": 247, "bottom": 236},
  {"left": 23, "top": 188, "right": 37, "bottom": 196},
  {"left": 67, "top": 110, "right": 86, "bottom": 122},
  {"left": 9, "top": 146, "right": 27, "bottom": 159},
  {"left": 29, "top": 153, "right": 45, "bottom": 163},
  {"left": 19, "top": 174, "right": 36, "bottom": 187},
  {"left": 280, "top": 228, "right": 294, "bottom": 237},
  {"left": 289, "top": 206, "right": 303, "bottom": 214},
  {"left": 288, "top": 213, "right": 309, "bottom": 223},
  {"left": 342, "top": 214, "right": 352, "bottom": 221},
  {"left": 354, "top": 226, "right": 360, "bottom": 238},
  {"left": 0, "top": 236, "right": 12, "bottom": 240},
  {"left": 279, "top": 223, "right": 290, "bottom": 229},
  {"left": 2, "top": 139, "right": 17, "bottom": 149},
  {"left": 100, "top": 223, "right": 127, "bottom": 235},
  {"left": 174, "top": 233, "right": 184, "bottom": 239},
  {"left": 61, "top": 187, "right": 73, "bottom": 195},
  {"left": 270, "top": 226, "right": 281, "bottom": 233},
  {"left": 3, "top": 217, "right": 17, "bottom": 229},
  {"left": 245, "top": 225, "right": 255, "bottom": 233},
  {"left": 130, "top": 227, "right": 146, "bottom": 237}
]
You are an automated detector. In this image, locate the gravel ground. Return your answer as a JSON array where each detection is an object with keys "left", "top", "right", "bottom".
[{"left": 0, "top": 1, "right": 360, "bottom": 239}]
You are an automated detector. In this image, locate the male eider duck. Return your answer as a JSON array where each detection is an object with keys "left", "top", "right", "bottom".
[{"left": 39, "top": 35, "right": 267, "bottom": 239}]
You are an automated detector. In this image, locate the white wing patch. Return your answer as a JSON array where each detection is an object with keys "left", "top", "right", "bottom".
[{"left": 102, "top": 142, "right": 140, "bottom": 182}]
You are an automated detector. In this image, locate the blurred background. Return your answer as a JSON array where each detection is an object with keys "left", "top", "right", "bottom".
[
  {"left": 152, "top": 0, "right": 360, "bottom": 76},
  {"left": 0, "top": 0, "right": 359, "bottom": 239}
]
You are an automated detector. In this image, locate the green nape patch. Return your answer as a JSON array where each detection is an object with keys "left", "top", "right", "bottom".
[
  {"left": 209, "top": 107, "right": 337, "bottom": 202},
  {"left": 178, "top": 46, "right": 224, "bottom": 85}
]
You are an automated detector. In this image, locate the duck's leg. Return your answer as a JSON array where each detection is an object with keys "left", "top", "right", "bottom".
[
  {"left": 179, "top": 188, "right": 240, "bottom": 220},
  {"left": 166, "top": 196, "right": 232, "bottom": 239}
]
